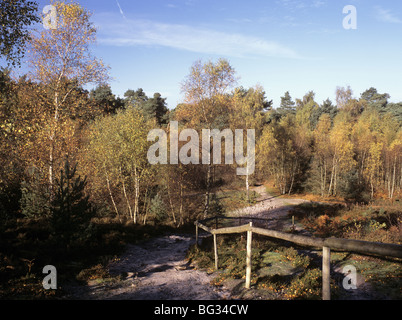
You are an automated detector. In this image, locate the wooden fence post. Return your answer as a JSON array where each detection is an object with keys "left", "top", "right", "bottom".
[
  {"left": 322, "top": 246, "right": 331, "bottom": 300},
  {"left": 195, "top": 216, "right": 402, "bottom": 299},
  {"left": 245, "top": 222, "right": 253, "bottom": 289},
  {"left": 213, "top": 233, "right": 218, "bottom": 270},
  {"left": 195, "top": 222, "right": 199, "bottom": 247}
]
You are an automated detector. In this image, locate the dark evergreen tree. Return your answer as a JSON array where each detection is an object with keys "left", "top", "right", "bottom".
[
  {"left": 310, "top": 98, "right": 338, "bottom": 129},
  {"left": 123, "top": 88, "right": 148, "bottom": 108},
  {"left": 90, "top": 84, "right": 124, "bottom": 115},
  {"left": 385, "top": 102, "right": 402, "bottom": 124},
  {"left": 360, "top": 87, "right": 389, "bottom": 114},
  {"left": 51, "top": 160, "right": 94, "bottom": 248},
  {"left": 142, "top": 93, "right": 169, "bottom": 126},
  {"left": 277, "top": 91, "right": 296, "bottom": 116},
  {"left": 20, "top": 169, "right": 51, "bottom": 219}
]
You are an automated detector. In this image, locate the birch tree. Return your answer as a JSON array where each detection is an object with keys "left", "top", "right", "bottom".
[
  {"left": 27, "top": 0, "right": 109, "bottom": 198},
  {"left": 85, "top": 108, "right": 153, "bottom": 223},
  {"left": 230, "top": 85, "right": 270, "bottom": 201},
  {"left": 327, "top": 114, "right": 356, "bottom": 196},
  {"left": 257, "top": 114, "right": 309, "bottom": 195},
  {"left": 313, "top": 114, "right": 332, "bottom": 196},
  {"left": 178, "top": 58, "right": 236, "bottom": 217}
]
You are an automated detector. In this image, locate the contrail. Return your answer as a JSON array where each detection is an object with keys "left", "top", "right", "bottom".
[{"left": 116, "top": 0, "right": 127, "bottom": 19}]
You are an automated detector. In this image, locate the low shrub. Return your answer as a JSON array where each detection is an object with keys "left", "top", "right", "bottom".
[
  {"left": 278, "top": 247, "right": 311, "bottom": 269},
  {"left": 284, "top": 268, "right": 322, "bottom": 300}
]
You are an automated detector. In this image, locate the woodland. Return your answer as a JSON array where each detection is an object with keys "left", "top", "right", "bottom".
[{"left": 0, "top": 0, "right": 401, "bottom": 299}]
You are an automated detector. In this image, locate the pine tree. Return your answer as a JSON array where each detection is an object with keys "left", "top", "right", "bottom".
[
  {"left": 277, "top": 91, "right": 296, "bottom": 116},
  {"left": 20, "top": 169, "right": 51, "bottom": 219},
  {"left": 51, "top": 160, "right": 94, "bottom": 248},
  {"left": 142, "top": 93, "right": 169, "bottom": 126}
]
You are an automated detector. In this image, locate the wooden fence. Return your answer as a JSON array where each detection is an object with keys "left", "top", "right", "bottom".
[{"left": 195, "top": 216, "right": 402, "bottom": 300}]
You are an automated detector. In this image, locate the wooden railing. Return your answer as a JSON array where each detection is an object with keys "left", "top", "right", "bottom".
[{"left": 195, "top": 216, "right": 402, "bottom": 300}]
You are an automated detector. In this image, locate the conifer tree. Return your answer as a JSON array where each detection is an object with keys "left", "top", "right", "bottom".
[
  {"left": 277, "top": 91, "right": 296, "bottom": 116},
  {"left": 51, "top": 160, "right": 94, "bottom": 248}
]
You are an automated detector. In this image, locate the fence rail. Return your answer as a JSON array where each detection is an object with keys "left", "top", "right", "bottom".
[{"left": 195, "top": 216, "right": 402, "bottom": 300}]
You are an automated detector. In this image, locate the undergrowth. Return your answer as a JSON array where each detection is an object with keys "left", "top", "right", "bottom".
[{"left": 187, "top": 234, "right": 325, "bottom": 300}]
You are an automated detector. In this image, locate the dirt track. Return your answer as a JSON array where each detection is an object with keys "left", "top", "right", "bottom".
[
  {"left": 66, "top": 186, "right": 310, "bottom": 300},
  {"left": 229, "top": 185, "right": 309, "bottom": 231},
  {"left": 65, "top": 186, "right": 384, "bottom": 300},
  {"left": 70, "top": 234, "right": 231, "bottom": 300}
]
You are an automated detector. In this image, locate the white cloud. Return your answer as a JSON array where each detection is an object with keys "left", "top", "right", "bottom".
[
  {"left": 312, "top": 0, "right": 325, "bottom": 8},
  {"left": 277, "top": 0, "right": 326, "bottom": 11},
  {"left": 375, "top": 6, "right": 402, "bottom": 24},
  {"left": 96, "top": 15, "right": 301, "bottom": 59}
]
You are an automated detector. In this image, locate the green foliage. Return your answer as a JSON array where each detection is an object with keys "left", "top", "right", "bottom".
[
  {"left": 278, "top": 247, "right": 311, "bottom": 269},
  {"left": 285, "top": 268, "right": 322, "bottom": 300},
  {"left": 84, "top": 106, "right": 155, "bottom": 223},
  {"left": 384, "top": 103, "right": 402, "bottom": 124},
  {"left": 123, "top": 89, "right": 169, "bottom": 125},
  {"left": 277, "top": 91, "right": 296, "bottom": 116},
  {"left": 189, "top": 235, "right": 324, "bottom": 300},
  {"left": 90, "top": 84, "right": 124, "bottom": 115},
  {"left": 209, "top": 194, "right": 225, "bottom": 216},
  {"left": 149, "top": 193, "right": 167, "bottom": 222},
  {"left": 51, "top": 160, "right": 95, "bottom": 248},
  {"left": 20, "top": 175, "right": 51, "bottom": 219},
  {"left": 124, "top": 88, "right": 148, "bottom": 108},
  {"left": 361, "top": 87, "right": 389, "bottom": 112},
  {"left": 142, "top": 93, "right": 169, "bottom": 126},
  {"left": 309, "top": 98, "right": 338, "bottom": 129}
]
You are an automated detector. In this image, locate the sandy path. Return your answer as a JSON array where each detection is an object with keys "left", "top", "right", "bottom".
[
  {"left": 67, "top": 186, "right": 311, "bottom": 300},
  {"left": 68, "top": 234, "right": 231, "bottom": 300},
  {"left": 230, "top": 185, "right": 309, "bottom": 231}
]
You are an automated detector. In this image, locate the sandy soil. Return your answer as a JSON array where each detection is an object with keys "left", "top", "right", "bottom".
[
  {"left": 66, "top": 186, "right": 310, "bottom": 300},
  {"left": 229, "top": 185, "right": 310, "bottom": 232},
  {"left": 67, "top": 234, "right": 231, "bottom": 300}
]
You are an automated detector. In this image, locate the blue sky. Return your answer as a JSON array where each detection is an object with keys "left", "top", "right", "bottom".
[{"left": 34, "top": 0, "right": 402, "bottom": 109}]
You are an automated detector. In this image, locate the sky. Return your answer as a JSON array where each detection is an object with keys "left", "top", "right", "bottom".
[{"left": 33, "top": 0, "right": 402, "bottom": 109}]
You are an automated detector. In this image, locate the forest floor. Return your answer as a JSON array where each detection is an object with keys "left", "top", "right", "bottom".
[{"left": 63, "top": 186, "right": 397, "bottom": 300}]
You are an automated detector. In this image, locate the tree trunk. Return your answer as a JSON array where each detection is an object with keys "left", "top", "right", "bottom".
[
  {"left": 166, "top": 176, "right": 177, "bottom": 225},
  {"left": 104, "top": 164, "right": 120, "bottom": 221},
  {"left": 49, "top": 92, "right": 60, "bottom": 201},
  {"left": 179, "top": 179, "right": 184, "bottom": 226},
  {"left": 49, "top": 143, "right": 54, "bottom": 200},
  {"left": 320, "top": 158, "right": 327, "bottom": 197},
  {"left": 142, "top": 187, "right": 149, "bottom": 225},
  {"left": 120, "top": 167, "right": 133, "bottom": 220},
  {"left": 246, "top": 165, "right": 250, "bottom": 203},
  {"left": 288, "top": 159, "right": 297, "bottom": 195},
  {"left": 390, "top": 157, "right": 396, "bottom": 199},
  {"left": 333, "top": 163, "right": 337, "bottom": 196},
  {"left": 370, "top": 173, "right": 374, "bottom": 200},
  {"left": 133, "top": 167, "right": 139, "bottom": 224},
  {"left": 328, "top": 155, "right": 336, "bottom": 196},
  {"left": 203, "top": 164, "right": 211, "bottom": 219}
]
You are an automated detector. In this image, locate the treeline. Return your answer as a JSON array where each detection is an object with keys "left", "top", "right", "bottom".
[
  {"left": 1, "top": 1, "right": 401, "bottom": 234},
  {"left": 259, "top": 87, "right": 402, "bottom": 201}
]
